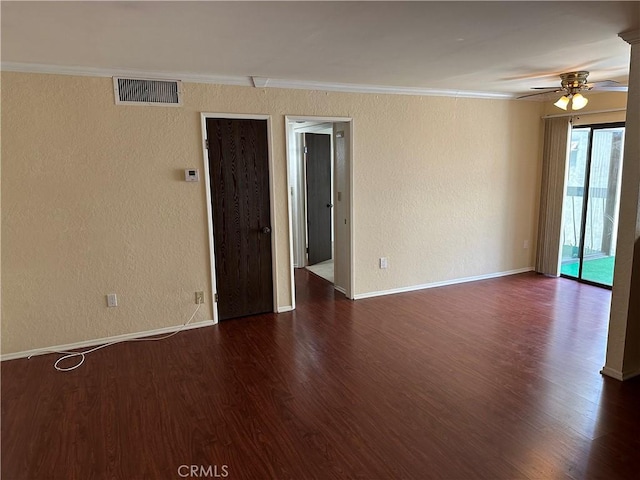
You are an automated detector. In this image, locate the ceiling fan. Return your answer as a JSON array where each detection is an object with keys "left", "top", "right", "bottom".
[{"left": 517, "top": 71, "right": 628, "bottom": 110}]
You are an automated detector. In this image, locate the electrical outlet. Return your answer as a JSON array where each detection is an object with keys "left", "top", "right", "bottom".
[
  {"left": 523, "top": 240, "right": 530, "bottom": 249},
  {"left": 195, "top": 291, "right": 205, "bottom": 304},
  {"left": 107, "top": 293, "right": 118, "bottom": 307},
  {"left": 379, "top": 257, "right": 388, "bottom": 269}
]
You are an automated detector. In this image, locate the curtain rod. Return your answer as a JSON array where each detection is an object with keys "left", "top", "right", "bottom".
[{"left": 542, "top": 107, "right": 626, "bottom": 119}]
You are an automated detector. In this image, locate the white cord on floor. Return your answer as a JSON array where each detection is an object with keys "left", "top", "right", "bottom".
[{"left": 28, "top": 304, "right": 202, "bottom": 372}]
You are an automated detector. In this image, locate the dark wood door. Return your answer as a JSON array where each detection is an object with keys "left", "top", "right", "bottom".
[
  {"left": 305, "top": 133, "right": 332, "bottom": 266},
  {"left": 206, "top": 118, "right": 273, "bottom": 320}
]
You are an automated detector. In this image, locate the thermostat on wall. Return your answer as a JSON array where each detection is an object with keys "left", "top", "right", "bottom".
[{"left": 185, "top": 169, "right": 200, "bottom": 182}]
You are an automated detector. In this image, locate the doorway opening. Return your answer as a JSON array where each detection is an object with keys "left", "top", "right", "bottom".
[
  {"left": 285, "top": 116, "right": 354, "bottom": 305},
  {"left": 560, "top": 122, "right": 625, "bottom": 288}
]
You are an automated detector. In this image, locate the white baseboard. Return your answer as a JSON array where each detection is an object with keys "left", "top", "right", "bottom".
[
  {"left": 1, "top": 319, "right": 215, "bottom": 362},
  {"left": 334, "top": 285, "right": 346, "bottom": 294},
  {"left": 1, "top": 268, "right": 535, "bottom": 360},
  {"left": 600, "top": 366, "right": 640, "bottom": 381},
  {"left": 353, "top": 267, "right": 534, "bottom": 300}
]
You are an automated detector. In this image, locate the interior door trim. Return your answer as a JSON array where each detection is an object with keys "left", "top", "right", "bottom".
[
  {"left": 285, "top": 115, "right": 355, "bottom": 305},
  {"left": 200, "top": 113, "right": 277, "bottom": 324}
]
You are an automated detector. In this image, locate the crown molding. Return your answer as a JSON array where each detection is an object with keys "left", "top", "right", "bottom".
[
  {"left": 259, "top": 77, "right": 514, "bottom": 99},
  {"left": 619, "top": 29, "right": 640, "bottom": 45},
  {"left": 0, "top": 62, "right": 253, "bottom": 87},
  {"left": 1, "top": 62, "right": 515, "bottom": 100}
]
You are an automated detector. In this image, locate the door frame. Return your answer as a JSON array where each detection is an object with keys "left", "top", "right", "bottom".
[
  {"left": 200, "top": 113, "right": 279, "bottom": 324},
  {"left": 285, "top": 116, "right": 355, "bottom": 305},
  {"left": 289, "top": 123, "right": 334, "bottom": 269},
  {"left": 559, "top": 121, "right": 625, "bottom": 289}
]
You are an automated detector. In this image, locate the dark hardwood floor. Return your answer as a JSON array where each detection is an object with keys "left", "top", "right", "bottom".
[{"left": 3, "top": 271, "right": 640, "bottom": 479}]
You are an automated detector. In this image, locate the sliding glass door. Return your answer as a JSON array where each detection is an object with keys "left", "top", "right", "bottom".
[{"left": 560, "top": 123, "right": 625, "bottom": 287}]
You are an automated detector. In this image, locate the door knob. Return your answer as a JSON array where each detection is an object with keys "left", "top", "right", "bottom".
[{"left": 262, "top": 226, "right": 271, "bottom": 234}]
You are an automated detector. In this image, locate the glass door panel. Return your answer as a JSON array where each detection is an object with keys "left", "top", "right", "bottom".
[
  {"left": 581, "top": 127, "right": 625, "bottom": 286},
  {"left": 560, "top": 128, "right": 590, "bottom": 279}
]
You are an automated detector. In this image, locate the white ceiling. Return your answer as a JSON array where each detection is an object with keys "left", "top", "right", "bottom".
[{"left": 1, "top": 1, "right": 638, "bottom": 97}]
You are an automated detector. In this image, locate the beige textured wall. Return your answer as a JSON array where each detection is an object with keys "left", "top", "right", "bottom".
[
  {"left": 353, "top": 95, "right": 542, "bottom": 293},
  {"left": 2, "top": 71, "right": 544, "bottom": 354}
]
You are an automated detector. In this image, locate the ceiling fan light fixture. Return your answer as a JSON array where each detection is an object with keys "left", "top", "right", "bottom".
[
  {"left": 554, "top": 95, "right": 570, "bottom": 110},
  {"left": 571, "top": 93, "right": 588, "bottom": 110}
]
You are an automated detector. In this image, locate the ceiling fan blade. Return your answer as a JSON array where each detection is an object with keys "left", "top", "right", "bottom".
[
  {"left": 530, "top": 87, "right": 562, "bottom": 90},
  {"left": 587, "top": 80, "right": 623, "bottom": 88},
  {"left": 591, "top": 86, "right": 628, "bottom": 92},
  {"left": 517, "top": 89, "right": 562, "bottom": 99}
]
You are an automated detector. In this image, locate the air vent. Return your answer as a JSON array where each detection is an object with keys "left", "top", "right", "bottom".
[{"left": 113, "top": 77, "right": 182, "bottom": 106}]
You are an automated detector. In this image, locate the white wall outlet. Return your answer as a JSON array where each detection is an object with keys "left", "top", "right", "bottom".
[
  {"left": 185, "top": 168, "right": 200, "bottom": 182},
  {"left": 379, "top": 257, "right": 388, "bottom": 269},
  {"left": 107, "top": 293, "right": 118, "bottom": 307},
  {"left": 195, "top": 291, "right": 205, "bottom": 304},
  {"left": 523, "top": 240, "right": 530, "bottom": 249}
]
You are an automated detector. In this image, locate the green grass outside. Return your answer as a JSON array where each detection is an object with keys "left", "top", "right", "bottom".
[{"left": 561, "top": 255, "right": 615, "bottom": 286}]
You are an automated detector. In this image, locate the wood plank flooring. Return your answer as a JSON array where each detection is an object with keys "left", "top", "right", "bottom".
[{"left": 3, "top": 271, "right": 640, "bottom": 479}]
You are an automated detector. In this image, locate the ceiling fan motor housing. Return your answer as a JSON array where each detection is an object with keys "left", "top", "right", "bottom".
[{"left": 560, "top": 71, "right": 590, "bottom": 94}]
